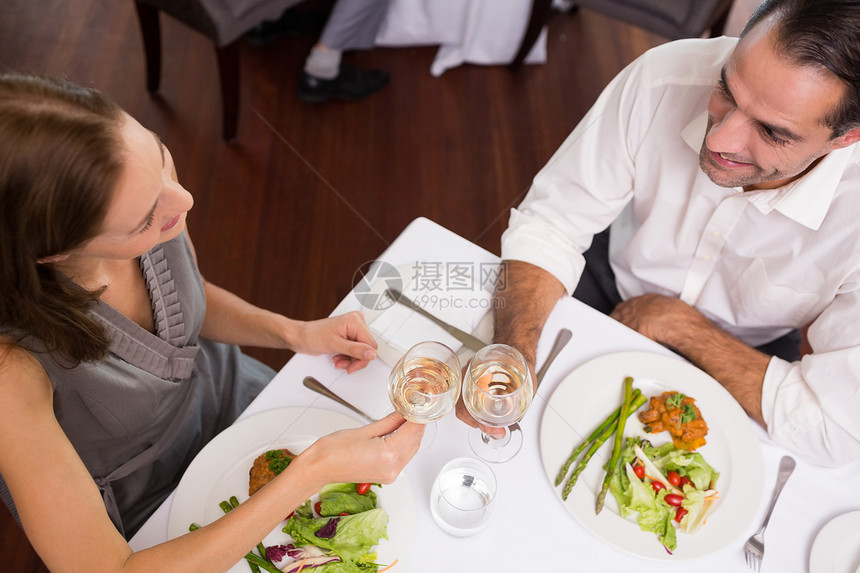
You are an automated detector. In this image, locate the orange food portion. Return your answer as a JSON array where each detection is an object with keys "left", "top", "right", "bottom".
[
  {"left": 248, "top": 448, "right": 295, "bottom": 496},
  {"left": 638, "top": 391, "right": 708, "bottom": 450}
]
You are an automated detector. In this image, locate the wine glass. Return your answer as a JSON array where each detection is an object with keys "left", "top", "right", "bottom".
[
  {"left": 462, "top": 343, "right": 534, "bottom": 463},
  {"left": 388, "top": 341, "right": 462, "bottom": 448}
]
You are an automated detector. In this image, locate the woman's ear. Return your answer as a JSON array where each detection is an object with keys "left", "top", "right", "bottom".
[{"left": 36, "top": 254, "right": 70, "bottom": 264}]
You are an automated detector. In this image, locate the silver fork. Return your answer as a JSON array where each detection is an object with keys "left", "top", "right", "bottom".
[{"left": 743, "top": 455, "right": 796, "bottom": 570}]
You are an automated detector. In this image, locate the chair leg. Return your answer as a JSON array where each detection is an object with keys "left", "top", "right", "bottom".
[
  {"left": 707, "top": 0, "right": 735, "bottom": 37},
  {"left": 215, "top": 42, "right": 240, "bottom": 141},
  {"left": 134, "top": 2, "right": 161, "bottom": 93},
  {"left": 510, "top": 0, "right": 555, "bottom": 69}
]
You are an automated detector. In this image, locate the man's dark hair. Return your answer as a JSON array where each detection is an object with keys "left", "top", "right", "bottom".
[{"left": 741, "top": 0, "right": 860, "bottom": 137}]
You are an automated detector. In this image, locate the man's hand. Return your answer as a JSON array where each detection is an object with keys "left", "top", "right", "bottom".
[
  {"left": 610, "top": 293, "right": 770, "bottom": 426},
  {"left": 610, "top": 293, "right": 699, "bottom": 344}
]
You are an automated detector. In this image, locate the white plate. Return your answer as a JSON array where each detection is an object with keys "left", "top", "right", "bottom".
[
  {"left": 167, "top": 407, "right": 415, "bottom": 572},
  {"left": 539, "top": 351, "right": 764, "bottom": 560},
  {"left": 810, "top": 511, "right": 860, "bottom": 573}
]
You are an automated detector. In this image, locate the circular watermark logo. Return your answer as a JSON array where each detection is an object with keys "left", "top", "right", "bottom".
[{"left": 352, "top": 260, "right": 403, "bottom": 311}]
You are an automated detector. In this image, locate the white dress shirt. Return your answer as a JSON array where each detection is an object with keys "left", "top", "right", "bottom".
[{"left": 502, "top": 37, "right": 860, "bottom": 467}]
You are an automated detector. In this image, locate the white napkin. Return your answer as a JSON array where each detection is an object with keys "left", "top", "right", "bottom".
[
  {"left": 369, "top": 303, "right": 465, "bottom": 366},
  {"left": 368, "top": 297, "right": 496, "bottom": 367},
  {"left": 362, "top": 261, "right": 498, "bottom": 366}
]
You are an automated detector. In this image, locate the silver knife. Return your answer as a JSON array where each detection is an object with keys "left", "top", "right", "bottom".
[{"left": 385, "top": 288, "right": 486, "bottom": 351}]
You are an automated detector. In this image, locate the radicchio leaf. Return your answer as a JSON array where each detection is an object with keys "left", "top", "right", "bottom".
[
  {"left": 265, "top": 545, "right": 290, "bottom": 562},
  {"left": 314, "top": 517, "right": 341, "bottom": 539}
]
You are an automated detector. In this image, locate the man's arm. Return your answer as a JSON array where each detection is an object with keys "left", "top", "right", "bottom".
[
  {"left": 610, "top": 293, "right": 770, "bottom": 425},
  {"left": 493, "top": 260, "right": 567, "bottom": 378},
  {"left": 456, "top": 260, "right": 565, "bottom": 431}
]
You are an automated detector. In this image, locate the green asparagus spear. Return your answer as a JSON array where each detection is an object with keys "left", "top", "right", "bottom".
[
  {"left": 561, "top": 418, "right": 617, "bottom": 500},
  {"left": 554, "top": 388, "right": 642, "bottom": 486},
  {"left": 244, "top": 553, "right": 280, "bottom": 573},
  {"left": 560, "top": 391, "right": 647, "bottom": 500},
  {"left": 595, "top": 377, "right": 634, "bottom": 514}
]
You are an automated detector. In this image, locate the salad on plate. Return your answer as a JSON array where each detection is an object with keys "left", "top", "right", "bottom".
[{"left": 608, "top": 437, "right": 720, "bottom": 552}]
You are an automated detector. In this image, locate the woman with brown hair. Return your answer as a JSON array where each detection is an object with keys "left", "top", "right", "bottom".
[{"left": 0, "top": 73, "right": 422, "bottom": 571}]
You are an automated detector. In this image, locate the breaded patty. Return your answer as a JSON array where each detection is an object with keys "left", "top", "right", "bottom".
[{"left": 249, "top": 448, "right": 295, "bottom": 496}]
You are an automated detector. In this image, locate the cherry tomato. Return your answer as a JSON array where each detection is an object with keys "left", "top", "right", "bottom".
[
  {"left": 314, "top": 501, "right": 323, "bottom": 515},
  {"left": 674, "top": 507, "right": 689, "bottom": 523},
  {"left": 339, "top": 512, "right": 350, "bottom": 516},
  {"left": 285, "top": 511, "right": 295, "bottom": 520},
  {"left": 356, "top": 482, "right": 372, "bottom": 495},
  {"left": 679, "top": 476, "right": 694, "bottom": 489},
  {"left": 664, "top": 493, "right": 684, "bottom": 507},
  {"left": 651, "top": 480, "right": 666, "bottom": 493},
  {"left": 633, "top": 464, "right": 646, "bottom": 480},
  {"left": 667, "top": 470, "right": 681, "bottom": 487}
]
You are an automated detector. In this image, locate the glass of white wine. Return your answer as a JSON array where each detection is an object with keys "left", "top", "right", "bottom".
[
  {"left": 388, "top": 341, "right": 462, "bottom": 448},
  {"left": 463, "top": 343, "right": 534, "bottom": 463}
]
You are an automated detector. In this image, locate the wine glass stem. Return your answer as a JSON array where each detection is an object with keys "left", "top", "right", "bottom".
[{"left": 481, "top": 428, "right": 511, "bottom": 448}]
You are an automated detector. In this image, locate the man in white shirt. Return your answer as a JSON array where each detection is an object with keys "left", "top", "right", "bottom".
[{"left": 464, "top": 0, "right": 860, "bottom": 466}]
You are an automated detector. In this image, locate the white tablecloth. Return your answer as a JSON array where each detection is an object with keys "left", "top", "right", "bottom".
[
  {"left": 131, "top": 217, "right": 860, "bottom": 572},
  {"left": 375, "top": 0, "right": 546, "bottom": 76}
]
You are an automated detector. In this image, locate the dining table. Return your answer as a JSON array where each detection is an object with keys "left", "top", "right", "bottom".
[{"left": 130, "top": 217, "right": 860, "bottom": 573}]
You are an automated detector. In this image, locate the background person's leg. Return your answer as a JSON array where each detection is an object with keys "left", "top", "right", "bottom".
[{"left": 299, "top": 0, "right": 391, "bottom": 102}]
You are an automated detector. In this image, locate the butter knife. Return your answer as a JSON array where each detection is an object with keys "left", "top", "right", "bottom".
[{"left": 385, "top": 288, "right": 486, "bottom": 351}]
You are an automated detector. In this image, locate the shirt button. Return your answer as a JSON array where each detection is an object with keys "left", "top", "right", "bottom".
[
  {"left": 700, "top": 254, "right": 712, "bottom": 261},
  {"left": 710, "top": 229, "right": 721, "bottom": 239}
]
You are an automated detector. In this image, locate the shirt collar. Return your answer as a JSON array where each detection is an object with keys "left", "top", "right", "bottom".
[{"left": 681, "top": 112, "right": 856, "bottom": 230}]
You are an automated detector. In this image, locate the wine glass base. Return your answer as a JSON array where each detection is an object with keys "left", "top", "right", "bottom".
[{"left": 468, "top": 426, "right": 522, "bottom": 463}]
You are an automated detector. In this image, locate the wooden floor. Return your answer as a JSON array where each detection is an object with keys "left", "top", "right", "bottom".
[{"left": 0, "top": 0, "right": 756, "bottom": 570}]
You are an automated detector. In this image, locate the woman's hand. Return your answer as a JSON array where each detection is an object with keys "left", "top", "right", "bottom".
[
  {"left": 295, "top": 413, "right": 425, "bottom": 487},
  {"left": 293, "top": 311, "right": 378, "bottom": 373}
]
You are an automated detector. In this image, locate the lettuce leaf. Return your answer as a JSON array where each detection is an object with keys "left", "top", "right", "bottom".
[
  {"left": 319, "top": 483, "right": 378, "bottom": 516},
  {"left": 315, "top": 559, "right": 379, "bottom": 573},
  {"left": 294, "top": 500, "right": 315, "bottom": 519},
  {"left": 283, "top": 508, "right": 389, "bottom": 563},
  {"left": 678, "top": 487, "right": 718, "bottom": 534},
  {"left": 608, "top": 437, "right": 720, "bottom": 552},
  {"left": 650, "top": 448, "right": 720, "bottom": 491},
  {"left": 617, "top": 463, "right": 677, "bottom": 551}
]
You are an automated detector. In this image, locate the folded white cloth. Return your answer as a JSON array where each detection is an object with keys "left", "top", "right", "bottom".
[
  {"left": 375, "top": 0, "right": 547, "bottom": 77},
  {"left": 368, "top": 295, "right": 494, "bottom": 367},
  {"left": 370, "top": 302, "right": 464, "bottom": 359}
]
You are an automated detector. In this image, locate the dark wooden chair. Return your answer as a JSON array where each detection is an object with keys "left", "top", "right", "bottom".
[
  {"left": 133, "top": 0, "right": 303, "bottom": 140},
  {"left": 511, "top": 0, "right": 736, "bottom": 68}
]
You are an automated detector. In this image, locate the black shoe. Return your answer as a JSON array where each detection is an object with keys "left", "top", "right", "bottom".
[
  {"left": 245, "top": 9, "right": 327, "bottom": 46},
  {"left": 297, "top": 63, "right": 389, "bottom": 103}
]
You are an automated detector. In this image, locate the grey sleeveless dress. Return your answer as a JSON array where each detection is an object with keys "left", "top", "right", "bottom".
[{"left": 0, "top": 232, "right": 274, "bottom": 537}]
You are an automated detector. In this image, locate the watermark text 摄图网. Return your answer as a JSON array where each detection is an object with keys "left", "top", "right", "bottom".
[{"left": 352, "top": 259, "right": 506, "bottom": 311}]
